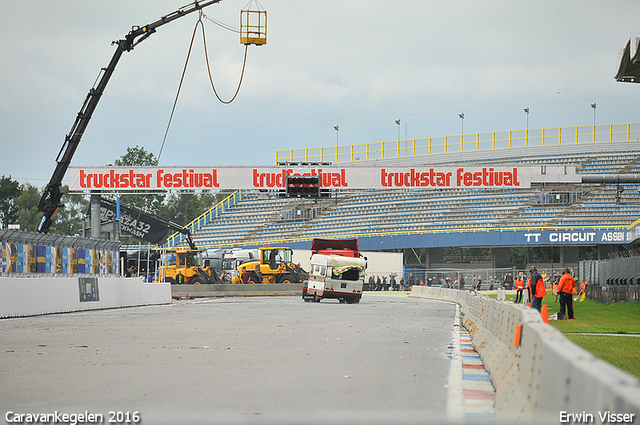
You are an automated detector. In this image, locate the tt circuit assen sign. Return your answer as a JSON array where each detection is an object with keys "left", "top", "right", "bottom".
[
  {"left": 68, "top": 165, "right": 553, "bottom": 191},
  {"left": 523, "top": 230, "right": 628, "bottom": 244}
]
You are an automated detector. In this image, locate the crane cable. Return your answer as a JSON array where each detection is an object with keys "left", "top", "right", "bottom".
[
  {"left": 157, "top": 12, "right": 248, "bottom": 163},
  {"left": 198, "top": 10, "right": 249, "bottom": 105},
  {"left": 157, "top": 19, "right": 199, "bottom": 164}
]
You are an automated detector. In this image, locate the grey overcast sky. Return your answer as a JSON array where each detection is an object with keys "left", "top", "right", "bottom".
[{"left": 2, "top": 0, "right": 640, "bottom": 186}]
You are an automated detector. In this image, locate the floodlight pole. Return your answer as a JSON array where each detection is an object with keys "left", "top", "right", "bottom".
[{"left": 395, "top": 119, "right": 401, "bottom": 154}]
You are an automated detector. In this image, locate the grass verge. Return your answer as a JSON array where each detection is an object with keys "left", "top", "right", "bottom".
[
  {"left": 490, "top": 291, "right": 640, "bottom": 378},
  {"left": 564, "top": 334, "right": 640, "bottom": 378}
]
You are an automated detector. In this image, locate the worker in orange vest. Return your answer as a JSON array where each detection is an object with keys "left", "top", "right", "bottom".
[
  {"left": 555, "top": 268, "right": 575, "bottom": 319},
  {"left": 528, "top": 266, "right": 546, "bottom": 312},
  {"left": 514, "top": 274, "right": 525, "bottom": 304}
]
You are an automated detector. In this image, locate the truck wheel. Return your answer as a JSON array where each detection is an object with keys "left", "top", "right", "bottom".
[
  {"left": 278, "top": 274, "right": 294, "bottom": 284},
  {"left": 249, "top": 272, "right": 261, "bottom": 284},
  {"left": 191, "top": 276, "right": 206, "bottom": 285}
]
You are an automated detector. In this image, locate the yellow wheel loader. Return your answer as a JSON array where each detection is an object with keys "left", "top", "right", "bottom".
[{"left": 232, "top": 247, "right": 307, "bottom": 284}]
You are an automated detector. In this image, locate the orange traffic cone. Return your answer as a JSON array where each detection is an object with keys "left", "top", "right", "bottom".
[{"left": 541, "top": 304, "right": 549, "bottom": 324}]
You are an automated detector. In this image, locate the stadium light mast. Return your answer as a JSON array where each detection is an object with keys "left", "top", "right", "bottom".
[
  {"left": 334, "top": 125, "right": 339, "bottom": 147},
  {"left": 591, "top": 103, "right": 597, "bottom": 126},
  {"left": 524, "top": 108, "right": 530, "bottom": 146},
  {"left": 459, "top": 113, "right": 464, "bottom": 134}
]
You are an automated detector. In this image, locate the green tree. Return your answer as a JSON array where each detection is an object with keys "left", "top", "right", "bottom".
[
  {"left": 106, "top": 145, "right": 164, "bottom": 214},
  {"left": 0, "top": 175, "right": 22, "bottom": 229},
  {"left": 16, "top": 184, "right": 41, "bottom": 232},
  {"left": 49, "top": 186, "right": 89, "bottom": 236},
  {"left": 112, "top": 145, "right": 157, "bottom": 168},
  {"left": 579, "top": 246, "right": 598, "bottom": 261},
  {"left": 158, "top": 190, "right": 225, "bottom": 227},
  {"left": 510, "top": 247, "right": 528, "bottom": 267}
]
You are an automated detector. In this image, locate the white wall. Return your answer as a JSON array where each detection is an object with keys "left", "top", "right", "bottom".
[
  {"left": 0, "top": 277, "right": 170, "bottom": 318},
  {"left": 410, "top": 286, "right": 640, "bottom": 422},
  {"left": 361, "top": 251, "right": 404, "bottom": 279}
]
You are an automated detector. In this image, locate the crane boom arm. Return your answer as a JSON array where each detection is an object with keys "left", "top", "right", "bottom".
[{"left": 37, "top": 0, "right": 222, "bottom": 233}]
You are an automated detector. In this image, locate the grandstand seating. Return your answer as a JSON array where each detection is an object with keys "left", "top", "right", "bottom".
[{"left": 174, "top": 141, "right": 640, "bottom": 249}]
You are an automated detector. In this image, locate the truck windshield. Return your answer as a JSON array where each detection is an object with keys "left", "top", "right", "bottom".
[
  {"left": 263, "top": 249, "right": 292, "bottom": 264},
  {"left": 163, "top": 253, "right": 177, "bottom": 267},
  {"left": 274, "top": 249, "right": 292, "bottom": 263},
  {"left": 182, "top": 252, "right": 197, "bottom": 268}
]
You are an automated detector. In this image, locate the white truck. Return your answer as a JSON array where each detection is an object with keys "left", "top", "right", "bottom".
[
  {"left": 303, "top": 253, "right": 366, "bottom": 303},
  {"left": 222, "top": 248, "right": 260, "bottom": 283}
]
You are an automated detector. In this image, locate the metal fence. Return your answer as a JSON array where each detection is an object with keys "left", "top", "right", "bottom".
[
  {"left": 579, "top": 255, "right": 640, "bottom": 304},
  {"left": 585, "top": 284, "right": 640, "bottom": 305},
  {"left": 579, "top": 256, "right": 640, "bottom": 286},
  {"left": 0, "top": 229, "right": 121, "bottom": 276},
  {"left": 276, "top": 122, "right": 640, "bottom": 164},
  {"left": 402, "top": 266, "right": 515, "bottom": 290}
]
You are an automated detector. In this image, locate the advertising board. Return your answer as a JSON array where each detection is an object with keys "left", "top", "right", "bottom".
[{"left": 66, "top": 165, "right": 577, "bottom": 191}]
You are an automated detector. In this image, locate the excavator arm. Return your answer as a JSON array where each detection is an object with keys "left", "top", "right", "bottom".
[{"left": 37, "top": 1, "right": 222, "bottom": 233}]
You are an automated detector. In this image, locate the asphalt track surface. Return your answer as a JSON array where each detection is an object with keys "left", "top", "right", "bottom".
[{"left": 1, "top": 294, "right": 485, "bottom": 425}]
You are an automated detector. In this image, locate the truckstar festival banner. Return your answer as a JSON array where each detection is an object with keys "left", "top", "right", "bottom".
[{"left": 68, "top": 165, "right": 565, "bottom": 191}]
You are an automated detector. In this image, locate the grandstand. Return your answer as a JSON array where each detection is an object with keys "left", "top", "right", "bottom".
[{"left": 168, "top": 123, "right": 640, "bottom": 268}]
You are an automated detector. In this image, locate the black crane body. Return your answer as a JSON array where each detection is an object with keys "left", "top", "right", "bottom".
[{"left": 37, "top": 1, "right": 222, "bottom": 233}]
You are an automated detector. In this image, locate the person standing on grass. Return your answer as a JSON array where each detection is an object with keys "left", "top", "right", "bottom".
[
  {"left": 528, "top": 266, "right": 546, "bottom": 312},
  {"left": 514, "top": 274, "right": 525, "bottom": 304},
  {"left": 555, "top": 268, "right": 576, "bottom": 319}
]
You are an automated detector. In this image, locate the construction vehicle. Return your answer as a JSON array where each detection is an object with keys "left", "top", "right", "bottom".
[
  {"left": 303, "top": 253, "right": 366, "bottom": 303},
  {"left": 157, "top": 219, "right": 222, "bottom": 285},
  {"left": 203, "top": 248, "right": 226, "bottom": 273},
  {"left": 231, "top": 246, "right": 307, "bottom": 284},
  {"left": 159, "top": 248, "right": 220, "bottom": 285},
  {"left": 222, "top": 248, "right": 260, "bottom": 282},
  {"left": 36, "top": 1, "right": 223, "bottom": 234}
]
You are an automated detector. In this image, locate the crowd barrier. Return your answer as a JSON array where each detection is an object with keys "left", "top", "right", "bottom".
[
  {"left": 170, "top": 283, "right": 302, "bottom": 298},
  {"left": 410, "top": 286, "right": 640, "bottom": 423},
  {"left": 0, "top": 276, "right": 170, "bottom": 318}
]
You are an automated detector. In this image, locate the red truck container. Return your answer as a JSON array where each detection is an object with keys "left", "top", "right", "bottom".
[{"left": 310, "top": 238, "right": 360, "bottom": 258}]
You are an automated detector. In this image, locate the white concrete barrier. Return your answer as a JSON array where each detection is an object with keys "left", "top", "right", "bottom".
[
  {"left": 0, "top": 276, "right": 170, "bottom": 318},
  {"left": 410, "top": 286, "right": 640, "bottom": 423}
]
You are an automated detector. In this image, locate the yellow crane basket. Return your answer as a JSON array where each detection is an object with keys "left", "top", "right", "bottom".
[{"left": 240, "top": 9, "right": 267, "bottom": 46}]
